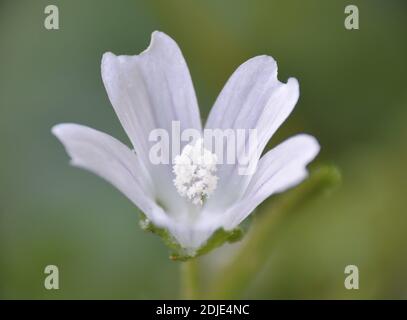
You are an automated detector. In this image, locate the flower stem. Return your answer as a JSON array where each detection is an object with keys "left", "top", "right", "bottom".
[{"left": 181, "top": 259, "right": 199, "bottom": 299}]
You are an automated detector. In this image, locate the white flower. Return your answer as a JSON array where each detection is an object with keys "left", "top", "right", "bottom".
[{"left": 52, "top": 31, "right": 320, "bottom": 257}]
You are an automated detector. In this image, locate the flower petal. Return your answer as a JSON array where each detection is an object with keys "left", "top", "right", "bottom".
[
  {"left": 52, "top": 123, "right": 169, "bottom": 226},
  {"left": 222, "top": 134, "right": 320, "bottom": 229},
  {"left": 205, "top": 55, "right": 300, "bottom": 209},
  {"left": 101, "top": 31, "right": 201, "bottom": 214}
]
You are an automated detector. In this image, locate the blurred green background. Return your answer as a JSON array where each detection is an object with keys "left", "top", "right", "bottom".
[{"left": 1, "top": 0, "right": 406, "bottom": 299}]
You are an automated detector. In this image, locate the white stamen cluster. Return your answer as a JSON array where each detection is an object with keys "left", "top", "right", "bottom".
[{"left": 173, "top": 138, "right": 218, "bottom": 206}]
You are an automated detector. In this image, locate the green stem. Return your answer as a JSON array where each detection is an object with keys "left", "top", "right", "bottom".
[{"left": 181, "top": 259, "right": 199, "bottom": 299}]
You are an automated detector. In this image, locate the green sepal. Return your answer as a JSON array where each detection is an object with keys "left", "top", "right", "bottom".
[{"left": 139, "top": 213, "right": 248, "bottom": 261}]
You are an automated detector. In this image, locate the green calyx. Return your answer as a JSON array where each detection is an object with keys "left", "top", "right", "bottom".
[{"left": 139, "top": 214, "right": 246, "bottom": 261}]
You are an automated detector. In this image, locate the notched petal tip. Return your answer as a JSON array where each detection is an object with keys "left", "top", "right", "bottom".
[
  {"left": 150, "top": 30, "right": 176, "bottom": 45},
  {"left": 133, "top": 30, "right": 177, "bottom": 58},
  {"left": 239, "top": 56, "right": 300, "bottom": 89},
  {"left": 150, "top": 30, "right": 168, "bottom": 41},
  {"left": 287, "top": 76, "right": 299, "bottom": 89},
  {"left": 238, "top": 54, "right": 278, "bottom": 78},
  {"left": 101, "top": 31, "right": 172, "bottom": 62},
  {"left": 101, "top": 51, "right": 116, "bottom": 64},
  {"left": 247, "top": 54, "right": 277, "bottom": 65}
]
